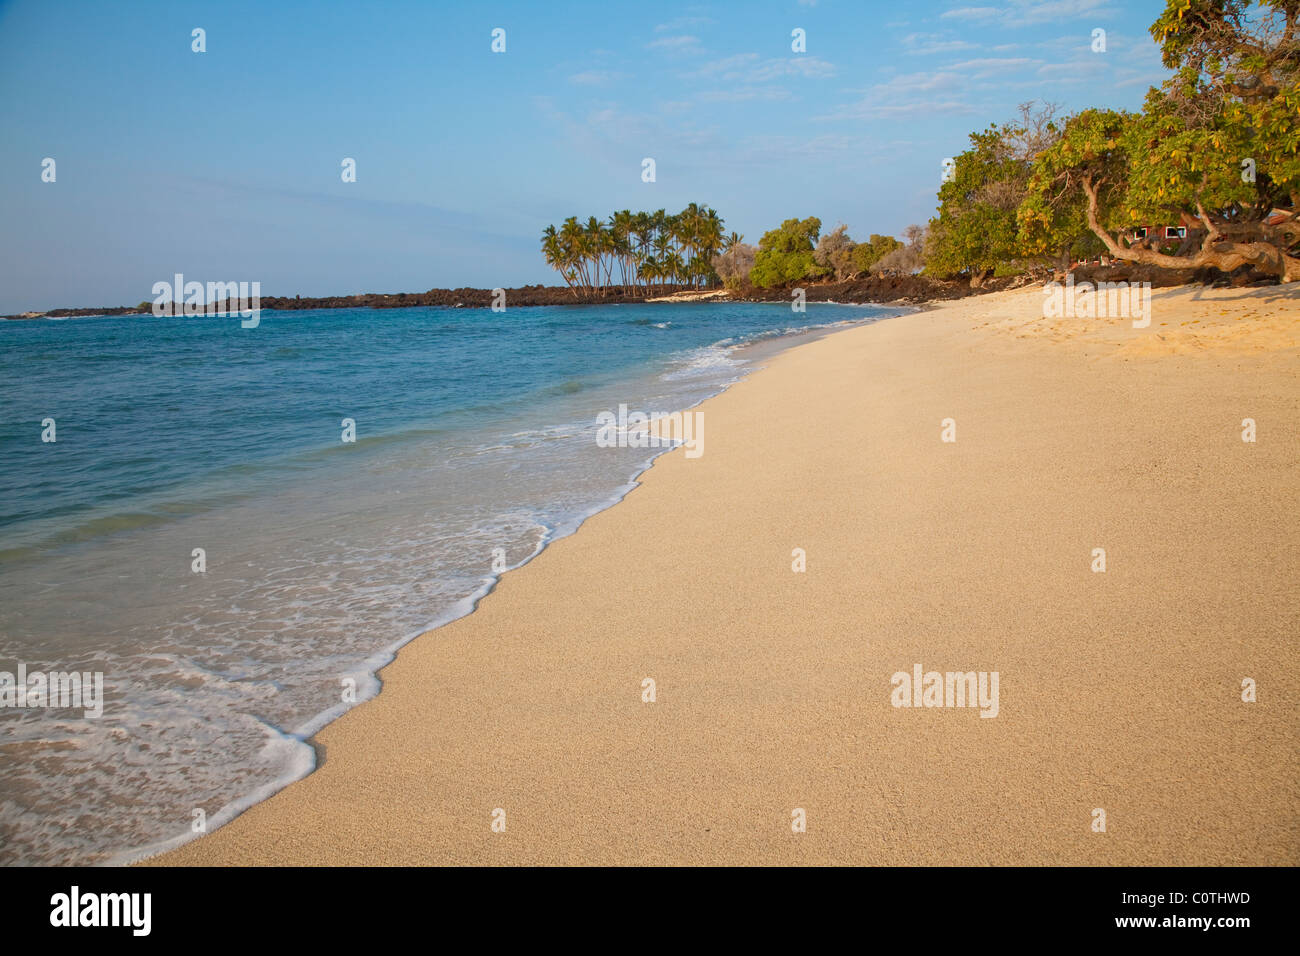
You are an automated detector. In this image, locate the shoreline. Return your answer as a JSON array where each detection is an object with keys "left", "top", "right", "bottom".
[
  {"left": 0, "top": 271, "right": 1030, "bottom": 320},
  {"left": 98, "top": 305, "right": 903, "bottom": 867},
  {"left": 6, "top": 263, "right": 1284, "bottom": 322},
  {"left": 151, "top": 285, "right": 1298, "bottom": 866}
]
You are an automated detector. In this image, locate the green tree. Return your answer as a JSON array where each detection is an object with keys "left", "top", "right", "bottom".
[
  {"left": 608, "top": 209, "right": 634, "bottom": 294},
  {"left": 696, "top": 206, "right": 724, "bottom": 287},
  {"left": 714, "top": 233, "right": 756, "bottom": 290},
  {"left": 750, "top": 217, "right": 825, "bottom": 288},
  {"left": 851, "top": 234, "right": 903, "bottom": 274},
  {"left": 813, "top": 224, "right": 857, "bottom": 280},
  {"left": 924, "top": 102, "right": 1067, "bottom": 282},
  {"left": 542, "top": 204, "right": 727, "bottom": 298},
  {"left": 540, "top": 224, "right": 577, "bottom": 297},
  {"left": 927, "top": 130, "right": 1021, "bottom": 283},
  {"left": 1021, "top": 1, "right": 1299, "bottom": 280}
]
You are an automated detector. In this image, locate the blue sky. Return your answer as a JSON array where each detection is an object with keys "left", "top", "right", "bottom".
[{"left": 0, "top": 0, "right": 1172, "bottom": 312}]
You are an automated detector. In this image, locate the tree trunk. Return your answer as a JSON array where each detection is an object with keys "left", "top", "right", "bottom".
[{"left": 1081, "top": 176, "right": 1300, "bottom": 281}]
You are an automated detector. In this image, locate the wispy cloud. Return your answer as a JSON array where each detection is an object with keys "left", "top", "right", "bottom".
[
  {"left": 646, "top": 34, "right": 703, "bottom": 53},
  {"left": 902, "top": 32, "right": 978, "bottom": 55},
  {"left": 533, "top": 97, "right": 730, "bottom": 171},
  {"left": 950, "top": 57, "right": 1039, "bottom": 77},
  {"left": 941, "top": 1, "right": 1117, "bottom": 27},
  {"left": 1031, "top": 28, "right": 1164, "bottom": 89},
  {"left": 941, "top": 6, "right": 1002, "bottom": 21},
  {"left": 816, "top": 70, "right": 979, "bottom": 121},
  {"left": 654, "top": 16, "right": 713, "bottom": 32},
  {"left": 688, "top": 52, "right": 835, "bottom": 82},
  {"left": 568, "top": 70, "right": 626, "bottom": 86},
  {"left": 695, "top": 87, "right": 796, "bottom": 103},
  {"left": 1008, "top": 0, "right": 1117, "bottom": 24},
  {"left": 827, "top": 99, "right": 977, "bottom": 121},
  {"left": 532, "top": 98, "right": 887, "bottom": 174}
]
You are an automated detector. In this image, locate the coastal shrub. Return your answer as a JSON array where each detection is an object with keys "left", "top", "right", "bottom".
[
  {"left": 813, "top": 224, "right": 857, "bottom": 281},
  {"left": 713, "top": 234, "right": 756, "bottom": 291},
  {"left": 750, "top": 216, "right": 826, "bottom": 288},
  {"left": 927, "top": 102, "right": 1063, "bottom": 286},
  {"left": 874, "top": 245, "right": 922, "bottom": 274},
  {"left": 852, "top": 234, "right": 903, "bottom": 274}
]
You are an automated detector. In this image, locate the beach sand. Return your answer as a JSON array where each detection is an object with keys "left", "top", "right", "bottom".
[
  {"left": 644, "top": 289, "right": 730, "bottom": 303},
  {"left": 154, "top": 283, "right": 1300, "bottom": 866}
]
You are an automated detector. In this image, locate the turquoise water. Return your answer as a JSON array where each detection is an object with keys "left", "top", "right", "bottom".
[{"left": 0, "top": 301, "right": 904, "bottom": 864}]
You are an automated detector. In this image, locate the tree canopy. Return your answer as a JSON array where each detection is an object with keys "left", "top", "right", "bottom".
[
  {"left": 1022, "top": 0, "right": 1300, "bottom": 280},
  {"left": 750, "top": 217, "right": 826, "bottom": 288},
  {"left": 928, "top": 102, "right": 1068, "bottom": 283},
  {"left": 852, "top": 234, "right": 904, "bottom": 274},
  {"left": 538, "top": 2, "right": 1300, "bottom": 296},
  {"left": 541, "top": 204, "right": 724, "bottom": 299}
]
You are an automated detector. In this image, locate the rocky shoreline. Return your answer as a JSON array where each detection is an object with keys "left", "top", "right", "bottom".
[
  {"left": 4, "top": 266, "right": 1276, "bottom": 320},
  {"left": 3, "top": 275, "right": 1011, "bottom": 320}
]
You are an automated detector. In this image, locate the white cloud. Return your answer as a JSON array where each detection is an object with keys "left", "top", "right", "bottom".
[
  {"left": 1032, "top": 28, "right": 1165, "bottom": 89},
  {"left": 949, "top": 57, "right": 1039, "bottom": 77},
  {"left": 903, "top": 33, "right": 978, "bottom": 55},
  {"left": 654, "top": 16, "right": 713, "bottom": 32},
  {"left": 646, "top": 34, "right": 703, "bottom": 52},
  {"left": 940, "top": 1, "right": 1117, "bottom": 28},
  {"left": 696, "top": 88, "right": 796, "bottom": 103},
  {"left": 815, "top": 69, "right": 980, "bottom": 121},
  {"left": 941, "top": 6, "right": 1001, "bottom": 20},
  {"left": 1006, "top": 0, "right": 1116, "bottom": 25},
  {"left": 568, "top": 70, "right": 625, "bottom": 86},
  {"left": 835, "top": 99, "right": 977, "bottom": 120},
  {"left": 869, "top": 70, "right": 969, "bottom": 94},
  {"left": 688, "top": 52, "right": 835, "bottom": 82}
]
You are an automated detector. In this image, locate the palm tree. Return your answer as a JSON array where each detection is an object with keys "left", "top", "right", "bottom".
[
  {"left": 559, "top": 217, "right": 591, "bottom": 297},
  {"left": 715, "top": 231, "right": 744, "bottom": 288},
  {"left": 541, "top": 204, "right": 728, "bottom": 297},
  {"left": 677, "top": 202, "right": 701, "bottom": 285},
  {"left": 663, "top": 250, "right": 684, "bottom": 289},
  {"left": 696, "top": 208, "right": 724, "bottom": 287},
  {"left": 583, "top": 216, "right": 608, "bottom": 296},
  {"left": 541, "top": 224, "right": 579, "bottom": 299},
  {"left": 652, "top": 228, "right": 671, "bottom": 290},
  {"left": 609, "top": 210, "right": 635, "bottom": 295},
  {"left": 632, "top": 212, "right": 654, "bottom": 293},
  {"left": 638, "top": 257, "right": 660, "bottom": 288}
]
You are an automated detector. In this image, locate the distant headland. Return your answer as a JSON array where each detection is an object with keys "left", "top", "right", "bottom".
[{"left": 0, "top": 273, "right": 1000, "bottom": 320}]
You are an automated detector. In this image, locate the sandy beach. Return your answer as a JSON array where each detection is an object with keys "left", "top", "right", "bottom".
[{"left": 154, "top": 284, "right": 1299, "bottom": 866}]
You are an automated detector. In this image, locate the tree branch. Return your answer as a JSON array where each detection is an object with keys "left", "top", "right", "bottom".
[{"left": 1081, "top": 175, "right": 1300, "bottom": 280}]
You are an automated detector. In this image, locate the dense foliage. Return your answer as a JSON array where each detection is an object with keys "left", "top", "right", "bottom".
[
  {"left": 541, "top": 204, "right": 724, "bottom": 299},
  {"left": 751, "top": 217, "right": 826, "bottom": 288},
  {"left": 540, "top": 3, "right": 1298, "bottom": 294},
  {"left": 1019, "top": 0, "right": 1299, "bottom": 280}
]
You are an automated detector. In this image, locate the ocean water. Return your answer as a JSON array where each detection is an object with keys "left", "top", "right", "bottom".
[{"left": 0, "top": 300, "right": 905, "bottom": 865}]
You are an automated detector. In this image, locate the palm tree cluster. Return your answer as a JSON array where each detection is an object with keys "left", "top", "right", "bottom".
[{"left": 541, "top": 204, "right": 725, "bottom": 300}]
